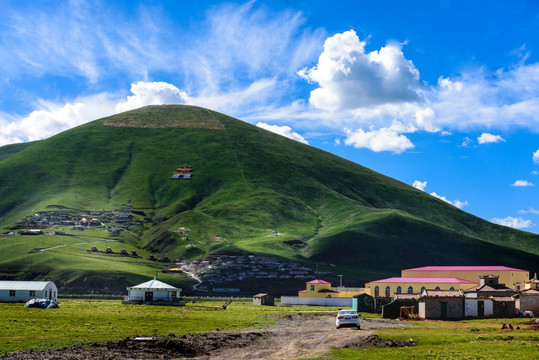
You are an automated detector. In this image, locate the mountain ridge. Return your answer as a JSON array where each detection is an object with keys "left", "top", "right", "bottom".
[{"left": 0, "top": 105, "right": 537, "bottom": 290}]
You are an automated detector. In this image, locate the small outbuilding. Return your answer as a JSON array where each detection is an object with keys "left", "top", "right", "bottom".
[
  {"left": 253, "top": 293, "right": 274, "bottom": 306},
  {"left": 0, "top": 281, "right": 57, "bottom": 302},
  {"left": 418, "top": 289, "right": 465, "bottom": 320},
  {"left": 352, "top": 293, "right": 374, "bottom": 312},
  {"left": 123, "top": 278, "right": 184, "bottom": 305}
]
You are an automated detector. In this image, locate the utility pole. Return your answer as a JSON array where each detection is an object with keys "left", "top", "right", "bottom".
[{"left": 338, "top": 274, "right": 343, "bottom": 289}]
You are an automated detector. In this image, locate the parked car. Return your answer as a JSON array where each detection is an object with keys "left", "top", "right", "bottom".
[{"left": 335, "top": 309, "right": 361, "bottom": 329}]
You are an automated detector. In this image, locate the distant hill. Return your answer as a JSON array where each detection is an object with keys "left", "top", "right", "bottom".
[{"left": 0, "top": 105, "right": 537, "bottom": 291}]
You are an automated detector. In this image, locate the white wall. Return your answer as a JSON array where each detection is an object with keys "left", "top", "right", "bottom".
[
  {"left": 281, "top": 296, "right": 352, "bottom": 307},
  {"left": 0, "top": 282, "right": 57, "bottom": 302},
  {"left": 128, "top": 289, "right": 176, "bottom": 301},
  {"left": 465, "top": 299, "right": 493, "bottom": 317}
]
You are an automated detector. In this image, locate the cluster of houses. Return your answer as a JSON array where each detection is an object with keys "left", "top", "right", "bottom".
[
  {"left": 2, "top": 264, "right": 538, "bottom": 320},
  {"left": 6, "top": 208, "right": 169, "bottom": 236},
  {"left": 282, "top": 265, "right": 539, "bottom": 319},
  {"left": 179, "top": 255, "right": 318, "bottom": 291}
]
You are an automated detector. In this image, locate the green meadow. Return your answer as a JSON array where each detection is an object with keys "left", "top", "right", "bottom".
[
  {"left": 1, "top": 299, "right": 537, "bottom": 359},
  {"left": 0, "top": 299, "right": 336, "bottom": 354},
  {"left": 322, "top": 318, "right": 539, "bottom": 360}
]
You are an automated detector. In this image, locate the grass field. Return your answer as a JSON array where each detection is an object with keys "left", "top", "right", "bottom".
[
  {"left": 0, "top": 299, "right": 340, "bottom": 354},
  {"left": 1, "top": 299, "right": 537, "bottom": 358},
  {"left": 322, "top": 317, "right": 539, "bottom": 360}
]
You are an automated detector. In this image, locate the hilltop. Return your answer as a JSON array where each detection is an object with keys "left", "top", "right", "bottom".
[{"left": 0, "top": 105, "right": 538, "bottom": 292}]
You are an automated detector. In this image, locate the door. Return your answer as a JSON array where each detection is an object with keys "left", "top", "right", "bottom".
[
  {"left": 145, "top": 291, "right": 153, "bottom": 302},
  {"left": 478, "top": 301, "right": 484, "bottom": 317},
  {"left": 441, "top": 302, "right": 448, "bottom": 319}
]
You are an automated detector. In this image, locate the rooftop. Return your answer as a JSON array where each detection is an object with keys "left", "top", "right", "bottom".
[
  {"left": 421, "top": 290, "right": 463, "bottom": 298},
  {"left": 306, "top": 279, "right": 330, "bottom": 284},
  {"left": 403, "top": 266, "right": 527, "bottom": 272},
  {"left": 366, "top": 277, "right": 476, "bottom": 284},
  {"left": 0, "top": 281, "right": 55, "bottom": 291},
  {"left": 128, "top": 278, "right": 178, "bottom": 291}
]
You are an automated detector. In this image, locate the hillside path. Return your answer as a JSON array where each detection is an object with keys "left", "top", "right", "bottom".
[{"left": 38, "top": 239, "right": 117, "bottom": 251}]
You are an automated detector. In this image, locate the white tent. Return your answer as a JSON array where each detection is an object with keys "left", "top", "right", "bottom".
[
  {"left": 125, "top": 278, "right": 182, "bottom": 304},
  {"left": 0, "top": 281, "right": 57, "bottom": 302}
]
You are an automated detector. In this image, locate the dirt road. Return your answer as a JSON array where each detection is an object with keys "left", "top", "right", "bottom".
[{"left": 2, "top": 313, "right": 413, "bottom": 360}]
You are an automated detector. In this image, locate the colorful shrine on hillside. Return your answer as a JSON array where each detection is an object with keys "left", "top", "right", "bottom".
[{"left": 171, "top": 164, "right": 192, "bottom": 179}]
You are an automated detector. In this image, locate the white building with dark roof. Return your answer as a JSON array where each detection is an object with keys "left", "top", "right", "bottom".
[{"left": 0, "top": 281, "right": 57, "bottom": 302}]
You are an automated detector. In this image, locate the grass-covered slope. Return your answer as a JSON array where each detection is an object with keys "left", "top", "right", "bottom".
[{"left": 0, "top": 105, "right": 538, "bottom": 287}]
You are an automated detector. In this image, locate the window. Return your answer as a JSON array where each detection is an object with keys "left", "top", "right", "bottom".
[
  {"left": 385, "top": 286, "right": 390, "bottom": 297},
  {"left": 449, "top": 287, "right": 455, "bottom": 291},
  {"left": 420, "top": 287, "right": 426, "bottom": 294},
  {"left": 396, "top": 286, "right": 402, "bottom": 294},
  {"left": 29, "top": 290, "right": 36, "bottom": 297},
  {"left": 310, "top": 285, "right": 315, "bottom": 291},
  {"left": 435, "top": 286, "right": 441, "bottom": 290},
  {"left": 374, "top": 286, "right": 379, "bottom": 297},
  {"left": 9, "top": 290, "right": 15, "bottom": 297},
  {"left": 407, "top": 286, "right": 413, "bottom": 294}
]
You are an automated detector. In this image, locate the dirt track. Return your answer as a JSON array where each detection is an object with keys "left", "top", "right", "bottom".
[{"left": 2, "top": 314, "right": 413, "bottom": 360}]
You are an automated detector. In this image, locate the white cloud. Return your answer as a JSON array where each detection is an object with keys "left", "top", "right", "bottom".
[
  {"left": 412, "top": 180, "right": 427, "bottom": 191},
  {"left": 0, "top": 2, "right": 174, "bottom": 83},
  {"left": 431, "top": 64, "right": 539, "bottom": 131},
  {"left": 295, "top": 31, "right": 539, "bottom": 140},
  {"left": 116, "top": 82, "right": 189, "bottom": 113},
  {"left": 518, "top": 207, "right": 539, "bottom": 215},
  {"left": 344, "top": 124, "right": 414, "bottom": 154},
  {"left": 298, "top": 30, "right": 422, "bottom": 111},
  {"left": 430, "top": 192, "right": 469, "bottom": 209},
  {"left": 533, "top": 150, "right": 539, "bottom": 165},
  {"left": 511, "top": 180, "right": 534, "bottom": 187},
  {"left": 0, "top": 81, "right": 192, "bottom": 146},
  {"left": 477, "top": 133, "right": 505, "bottom": 144},
  {"left": 460, "top": 137, "right": 473, "bottom": 147},
  {"left": 532, "top": 170, "right": 539, "bottom": 175},
  {"left": 256, "top": 122, "right": 308, "bottom": 144},
  {"left": 411, "top": 180, "right": 469, "bottom": 209},
  {"left": 0, "top": 94, "right": 117, "bottom": 146},
  {"left": 491, "top": 216, "right": 533, "bottom": 229}
]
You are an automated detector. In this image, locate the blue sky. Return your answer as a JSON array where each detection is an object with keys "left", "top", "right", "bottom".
[{"left": 1, "top": 1, "right": 539, "bottom": 232}]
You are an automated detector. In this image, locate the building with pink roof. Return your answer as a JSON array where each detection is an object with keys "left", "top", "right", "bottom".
[{"left": 401, "top": 266, "right": 529, "bottom": 290}]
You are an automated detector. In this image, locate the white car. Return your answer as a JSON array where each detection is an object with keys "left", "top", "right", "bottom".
[{"left": 335, "top": 309, "right": 361, "bottom": 329}]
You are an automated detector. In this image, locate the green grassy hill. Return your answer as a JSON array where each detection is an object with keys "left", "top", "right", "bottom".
[{"left": 0, "top": 105, "right": 538, "bottom": 290}]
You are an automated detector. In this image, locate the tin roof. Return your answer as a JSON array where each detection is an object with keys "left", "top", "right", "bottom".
[
  {"left": 0, "top": 281, "right": 55, "bottom": 291},
  {"left": 128, "top": 278, "right": 178, "bottom": 291},
  {"left": 253, "top": 293, "right": 269, "bottom": 298},
  {"left": 366, "top": 277, "right": 476, "bottom": 284},
  {"left": 403, "top": 266, "right": 527, "bottom": 272}
]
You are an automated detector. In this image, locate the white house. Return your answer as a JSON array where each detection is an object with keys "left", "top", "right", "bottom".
[
  {"left": 123, "top": 278, "right": 184, "bottom": 305},
  {"left": 0, "top": 281, "right": 57, "bottom": 302},
  {"left": 465, "top": 298, "right": 494, "bottom": 318}
]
